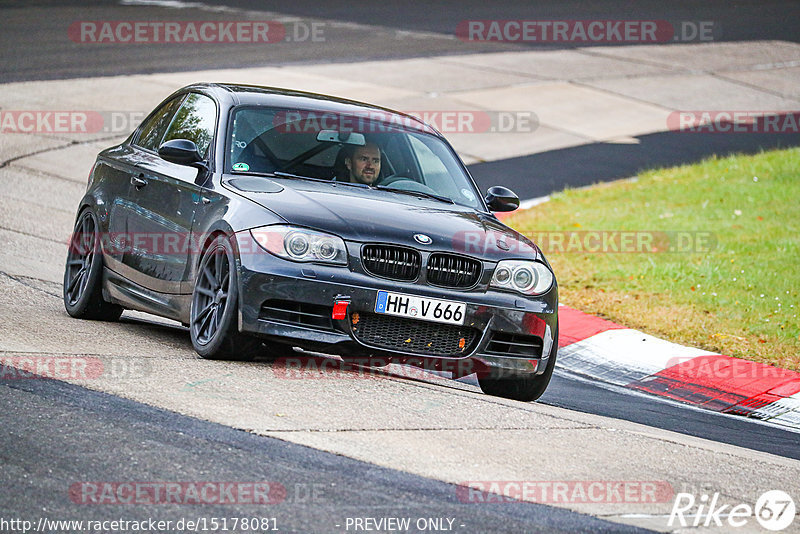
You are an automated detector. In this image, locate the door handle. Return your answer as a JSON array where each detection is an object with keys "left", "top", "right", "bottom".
[
  {"left": 201, "top": 196, "right": 211, "bottom": 205},
  {"left": 131, "top": 175, "right": 148, "bottom": 189}
]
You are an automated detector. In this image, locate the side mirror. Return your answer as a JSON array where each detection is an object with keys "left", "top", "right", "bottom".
[
  {"left": 158, "top": 139, "right": 203, "bottom": 166},
  {"left": 485, "top": 186, "right": 519, "bottom": 212}
]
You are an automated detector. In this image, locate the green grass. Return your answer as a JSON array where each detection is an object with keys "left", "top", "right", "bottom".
[{"left": 506, "top": 147, "right": 800, "bottom": 370}]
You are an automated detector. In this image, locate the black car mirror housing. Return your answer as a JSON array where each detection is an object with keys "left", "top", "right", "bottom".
[
  {"left": 485, "top": 186, "right": 520, "bottom": 212},
  {"left": 158, "top": 139, "right": 204, "bottom": 165}
]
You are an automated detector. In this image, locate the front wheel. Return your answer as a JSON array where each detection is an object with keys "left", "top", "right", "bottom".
[
  {"left": 478, "top": 324, "right": 558, "bottom": 402},
  {"left": 63, "top": 209, "right": 123, "bottom": 321},
  {"left": 190, "top": 235, "right": 261, "bottom": 361}
]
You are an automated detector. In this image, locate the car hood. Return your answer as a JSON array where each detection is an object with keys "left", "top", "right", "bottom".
[{"left": 232, "top": 177, "right": 541, "bottom": 261}]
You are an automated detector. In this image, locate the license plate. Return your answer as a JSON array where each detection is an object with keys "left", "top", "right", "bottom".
[{"left": 374, "top": 290, "right": 466, "bottom": 326}]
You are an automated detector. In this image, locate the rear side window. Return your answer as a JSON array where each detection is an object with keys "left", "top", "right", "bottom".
[
  {"left": 162, "top": 93, "right": 217, "bottom": 157},
  {"left": 136, "top": 96, "right": 184, "bottom": 151}
]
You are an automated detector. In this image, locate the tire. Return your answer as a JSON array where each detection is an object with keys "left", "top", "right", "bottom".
[
  {"left": 63, "top": 209, "right": 123, "bottom": 321},
  {"left": 190, "top": 235, "right": 261, "bottom": 361},
  {"left": 478, "top": 324, "right": 558, "bottom": 402}
]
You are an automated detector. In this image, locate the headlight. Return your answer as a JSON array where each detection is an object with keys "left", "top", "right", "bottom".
[
  {"left": 490, "top": 260, "right": 553, "bottom": 295},
  {"left": 250, "top": 225, "right": 347, "bottom": 265}
]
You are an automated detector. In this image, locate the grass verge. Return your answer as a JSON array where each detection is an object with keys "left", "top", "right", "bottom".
[{"left": 505, "top": 147, "right": 800, "bottom": 371}]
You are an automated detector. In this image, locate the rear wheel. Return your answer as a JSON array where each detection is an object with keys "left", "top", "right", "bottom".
[
  {"left": 63, "top": 209, "right": 123, "bottom": 321},
  {"left": 190, "top": 235, "right": 261, "bottom": 361},
  {"left": 478, "top": 324, "right": 558, "bottom": 402}
]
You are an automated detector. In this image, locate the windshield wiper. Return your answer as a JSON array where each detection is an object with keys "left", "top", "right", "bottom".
[
  {"left": 273, "top": 171, "right": 370, "bottom": 188},
  {"left": 375, "top": 185, "right": 453, "bottom": 204},
  {"left": 335, "top": 181, "right": 370, "bottom": 189}
]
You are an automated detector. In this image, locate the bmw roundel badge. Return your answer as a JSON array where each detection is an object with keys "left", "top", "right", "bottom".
[{"left": 414, "top": 233, "right": 432, "bottom": 245}]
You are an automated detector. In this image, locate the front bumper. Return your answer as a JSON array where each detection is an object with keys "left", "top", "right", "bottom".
[{"left": 236, "top": 234, "right": 558, "bottom": 376}]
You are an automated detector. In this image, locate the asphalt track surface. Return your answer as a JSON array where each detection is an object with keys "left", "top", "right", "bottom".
[
  {"left": 468, "top": 129, "right": 800, "bottom": 199},
  {"left": 545, "top": 370, "right": 800, "bottom": 461},
  {"left": 1, "top": 375, "right": 647, "bottom": 533},
  {"left": 2, "top": 1, "right": 800, "bottom": 532},
  {"left": 3, "top": 0, "right": 800, "bottom": 83}
]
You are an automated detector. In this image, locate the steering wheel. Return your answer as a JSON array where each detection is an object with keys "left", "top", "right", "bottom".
[
  {"left": 379, "top": 174, "right": 413, "bottom": 187},
  {"left": 378, "top": 176, "right": 439, "bottom": 196}
]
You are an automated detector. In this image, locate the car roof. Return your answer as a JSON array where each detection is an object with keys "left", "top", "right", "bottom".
[{"left": 181, "top": 82, "right": 439, "bottom": 136}]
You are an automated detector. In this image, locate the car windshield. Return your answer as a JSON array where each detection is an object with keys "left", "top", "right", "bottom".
[{"left": 227, "top": 106, "right": 483, "bottom": 210}]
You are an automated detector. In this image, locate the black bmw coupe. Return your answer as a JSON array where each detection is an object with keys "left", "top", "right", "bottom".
[{"left": 64, "top": 83, "right": 558, "bottom": 401}]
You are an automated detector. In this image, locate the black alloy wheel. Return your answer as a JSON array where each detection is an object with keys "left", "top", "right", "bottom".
[
  {"left": 63, "top": 209, "right": 123, "bottom": 321},
  {"left": 190, "top": 235, "right": 261, "bottom": 360}
]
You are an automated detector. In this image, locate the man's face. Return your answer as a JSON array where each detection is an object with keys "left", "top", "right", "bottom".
[{"left": 346, "top": 144, "right": 381, "bottom": 185}]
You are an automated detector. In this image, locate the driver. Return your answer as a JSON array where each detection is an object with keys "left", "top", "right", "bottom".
[{"left": 344, "top": 142, "right": 381, "bottom": 185}]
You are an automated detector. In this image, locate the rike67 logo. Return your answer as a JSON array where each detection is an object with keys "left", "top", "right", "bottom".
[{"left": 669, "top": 490, "right": 796, "bottom": 531}]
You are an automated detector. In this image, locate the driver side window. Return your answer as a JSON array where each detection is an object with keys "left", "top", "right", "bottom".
[
  {"left": 136, "top": 96, "right": 184, "bottom": 151},
  {"left": 162, "top": 93, "right": 217, "bottom": 158}
]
